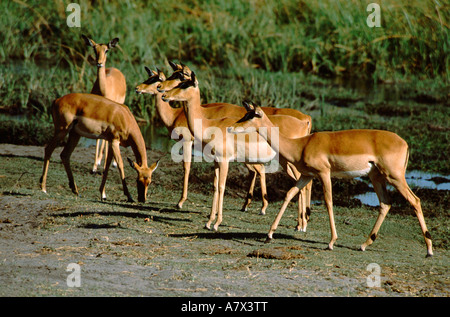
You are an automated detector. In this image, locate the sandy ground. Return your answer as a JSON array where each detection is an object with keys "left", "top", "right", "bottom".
[{"left": 0, "top": 144, "right": 448, "bottom": 298}]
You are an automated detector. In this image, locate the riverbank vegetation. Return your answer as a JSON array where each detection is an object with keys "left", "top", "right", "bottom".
[{"left": 0, "top": 0, "right": 448, "bottom": 172}]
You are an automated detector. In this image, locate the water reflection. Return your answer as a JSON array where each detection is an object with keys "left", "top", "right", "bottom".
[{"left": 353, "top": 171, "right": 449, "bottom": 207}]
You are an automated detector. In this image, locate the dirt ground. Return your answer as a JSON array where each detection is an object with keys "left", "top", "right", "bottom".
[{"left": 0, "top": 144, "right": 448, "bottom": 298}]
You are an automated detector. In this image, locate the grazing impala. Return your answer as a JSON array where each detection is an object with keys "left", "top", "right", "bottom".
[
  {"left": 40, "top": 93, "right": 159, "bottom": 203},
  {"left": 82, "top": 35, "right": 127, "bottom": 172},
  {"left": 161, "top": 71, "right": 312, "bottom": 232},
  {"left": 228, "top": 101, "right": 433, "bottom": 257}
]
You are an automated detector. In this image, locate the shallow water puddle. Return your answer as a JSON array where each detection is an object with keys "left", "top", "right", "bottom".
[{"left": 353, "top": 171, "right": 449, "bottom": 206}]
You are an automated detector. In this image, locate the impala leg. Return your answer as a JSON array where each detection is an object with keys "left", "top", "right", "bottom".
[
  {"left": 280, "top": 161, "right": 311, "bottom": 232},
  {"left": 361, "top": 170, "right": 391, "bottom": 251},
  {"left": 257, "top": 164, "right": 269, "bottom": 215},
  {"left": 110, "top": 140, "right": 133, "bottom": 202},
  {"left": 205, "top": 164, "right": 220, "bottom": 230},
  {"left": 40, "top": 130, "right": 68, "bottom": 193},
  {"left": 109, "top": 140, "right": 116, "bottom": 167},
  {"left": 102, "top": 140, "right": 117, "bottom": 169},
  {"left": 100, "top": 140, "right": 107, "bottom": 169},
  {"left": 92, "top": 139, "right": 101, "bottom": 173},
  {"left": 177, "top": 140, "right": 193, "bottom": 209},
  {"left": 297, "top": 180, "right": 313, "bottom": 231},
  {"left": 319, "top": 172, "right": 337, "bottom": 250},
  {"left": 60, "top": 130, "right": 81, "bottom": 196},
  {"left": 241, "top": 164, "right": 257, "bottom": 212},
  {"left": 282, "top": 161, "right": 303, "bottom": 231},
  {"left": 92, "top": 139, "right": 99, "bottom": 172},
  {"left": 245, "top": 164, "right": 268, "bottom": 215},
  {"left": 213, "top": 161, "right": 229, "bottom": 231},
  {"left": 99, "top": 142, "right": 114, "bottom": 201},
  {"left": 295, "top": 187, "right": 307, "bottom": 232},
  {"left": 305, "top": 180, "right": 312, "bottom": 220},
  {"left": 267, "top": 175, "right": 313, "bottom": 242},
  {"left": 388, "top": 175, "right": 433, "bottom": 257}
]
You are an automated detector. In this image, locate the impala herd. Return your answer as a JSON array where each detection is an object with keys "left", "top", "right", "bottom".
[{"left": 38, "top": 35, "right": 433, "bottom": 257}]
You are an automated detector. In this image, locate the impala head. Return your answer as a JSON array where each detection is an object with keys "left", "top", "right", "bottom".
[
  {"left": 157, "top": 61, "right": 192, "bottom": 93},
  {"left": 227, "top": 100, "right": 266, "bottom": 134},
  {"left": 127, "top": 158, "right": 160, "bottom": 203},
  {"left": 161, "top": 71, "right": 198, "bottom": 102},
  {"left": 135, "top": 67, "right": 166, "bottom": 95},
  {"left": 82, "top": 34, "right": 119, "bottom": 68}
]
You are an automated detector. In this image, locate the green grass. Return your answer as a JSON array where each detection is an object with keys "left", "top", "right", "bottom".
[
  {"left": 1, "top": 0, "right": 448, "bottom": 77},
  {"left": 0, "top": 0, "right": 448, "bottom": 173}
]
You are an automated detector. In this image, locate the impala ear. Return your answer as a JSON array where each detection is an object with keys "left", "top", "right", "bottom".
[
  {"left": 156, "top": 68, "right": 166, "bottom": 81},
  {"left": 144, "top": 66, "right": 153, "bottom": 77},
  {"left": 82, "top": 34, "right": 95, "bottom": 47},
  {"left": 127, "top": 157, "right": 140, "bottom": 171},
  {"left": 169, "top": 60, "right": 181, "bottom": 71},
  {"left": 181, "top": 63, "right": 191, "bottom": 75},
  {"left": 108, "top": 37, "right": 119, "bottom": 49},
  {"left": 242, "top": 100, "right": 255, "bottom": 112},
  {"left": 150, "top": 159, "right": 160, "bottom": 171}
]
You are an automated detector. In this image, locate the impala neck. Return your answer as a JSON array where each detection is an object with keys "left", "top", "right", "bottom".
[
  {"left": 258, "top": 117, "right": 306, "bottom": 164},
  {"left": 155, "top": 93, "right": 181, "bottom": 129},
  {"left": 97, "top": 66, "right": 108, "bottom": 96},
  {"left": 182, "top": 88, "right": 204, "bottom": 139},
  {"left": 129, "top": 127, "right": 148, "bottom": 167}
]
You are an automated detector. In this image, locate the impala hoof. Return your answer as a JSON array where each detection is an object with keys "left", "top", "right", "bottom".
[
  {"left": 264, "top": 237, "right": 272, "bottom": 244},
  {"left": 176, "top": 201, "right": 184, "bottom": 209}
]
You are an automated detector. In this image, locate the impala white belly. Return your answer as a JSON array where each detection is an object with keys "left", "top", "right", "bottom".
[
  {"left": 200, "top": 131, "right": 276, "bottom": 163},
  {"left": 331, "top": 163, "right": 374, "bottom": 179},
  {"left": 73, "top": 116, "right": 110, "bottom": 139}
]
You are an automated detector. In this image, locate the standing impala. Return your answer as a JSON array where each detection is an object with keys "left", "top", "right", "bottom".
[
  {"left": 136, "top": 67, "right": 273, "bottom": 214},
  {"left": 161, "top": 72, "right": 312, "bottom": 232},
  {"left": 82, "top": 35, "right": 127, "bottom": 172},
  {"left": 40, "top": 93, "right": 159, "bottom": 203},
  {"left": 157, "top": 63, "right": 314, "bottom": 227},
  {"left": 228, "top": 101, "right": 433, "bottom": 257}
]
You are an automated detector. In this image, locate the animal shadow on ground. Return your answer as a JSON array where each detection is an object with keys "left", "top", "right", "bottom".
[{"left": 52, "top": 200, "right": 194, "bottom": 228}]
